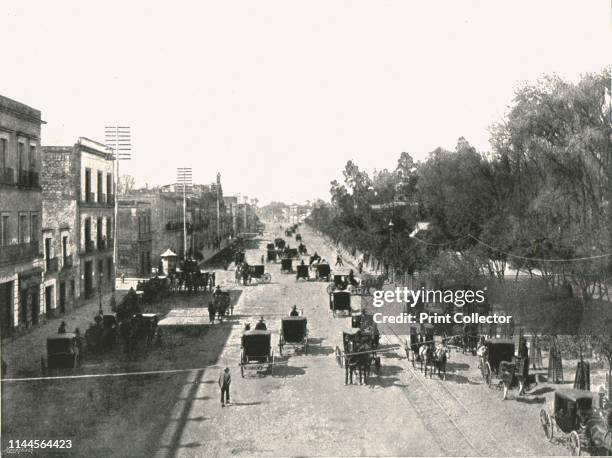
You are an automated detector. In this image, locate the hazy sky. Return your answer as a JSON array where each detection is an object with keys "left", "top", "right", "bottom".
[{"left": 2, "top": 1, "right": 610, "bottom": 204}]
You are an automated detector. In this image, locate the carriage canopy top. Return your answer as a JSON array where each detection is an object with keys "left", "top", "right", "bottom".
[{"left": 555, "top": 388, "right": 594, "bottom": 403}]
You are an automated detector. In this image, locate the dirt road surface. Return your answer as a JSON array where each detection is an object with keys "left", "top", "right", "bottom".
[{"left": 2, "top": 225, "right": 571, "bottom": 457}]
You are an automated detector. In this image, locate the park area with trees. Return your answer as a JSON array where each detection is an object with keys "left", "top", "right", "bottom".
[{"left": 307, "top": 70, "right": 612, "bottom": 375}]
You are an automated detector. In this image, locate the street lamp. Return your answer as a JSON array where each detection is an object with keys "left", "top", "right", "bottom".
[{"left": 98, "top": 271, "right": 104, "bottom": 315}]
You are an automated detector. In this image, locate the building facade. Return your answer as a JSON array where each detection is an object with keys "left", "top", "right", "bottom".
[
  {"left": 127, "top": 190, "right": 187, "bottom": 268},
  {"left": 117, "top": 199, "right": 152, "bottom": 277},
  {"left": 42, "top": 138, "right": 115, "bottom": 306},
  {"left": 0, "top": 95, "right": 45, "bottom": 338},
  {"left": 41, "top": 145, "right": 80, "bottom": 316}
]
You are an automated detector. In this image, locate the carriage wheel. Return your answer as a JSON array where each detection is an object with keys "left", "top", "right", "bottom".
[
  {"left": 483, "top": 362, "right": 492, "bottom": 387},
  {"left": 263, "top": 273, "right": 272, "bottom": 283},
  {"left": 335, "top": 346, "right": 343, "bottom": 367},
  {"left": 326, "top": 284, "right": 334, "bottom": 295},
  {"left": 540, "top": 410, "right": 553, "bottom": 441},
  {"left": 569, "top": 430, "right": 581, "bottom": 455}
]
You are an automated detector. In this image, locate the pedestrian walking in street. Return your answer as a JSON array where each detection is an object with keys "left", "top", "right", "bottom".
[
  {"left": 219, "top": 367, "right": 231, "bottom": 407},
  {"left": 548, "top": 335, "right": 564, "bottom": 383},
  {"left": 208, "top": 301, "right": 215, "bottom": 324},
  {"left": 336, "top": 254, "right": 343, "bottom": 267},
  {"left": 530, "top": 334, "right": 542, "bottom": 370}
]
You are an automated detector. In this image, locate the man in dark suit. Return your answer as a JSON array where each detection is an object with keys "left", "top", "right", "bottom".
[{"left": 219, "top": 367, "right": 231, "bottom": 407}]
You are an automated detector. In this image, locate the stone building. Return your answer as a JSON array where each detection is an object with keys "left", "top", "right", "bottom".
[
  {"left": 42, "top": 137, "right": 115, "bottom": 305},
  {"left": 126, "top": 190, "right": 187, "bottom": 268},
  {"left": 117, "top": 199, "right": 152, "bottom": 277},
  {"left": 0, "top": 95, "right": 45, "bottom": 338}
]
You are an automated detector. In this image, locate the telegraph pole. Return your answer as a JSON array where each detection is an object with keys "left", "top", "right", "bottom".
[
  {"left": 104, "top": 126, "right": 131, "bottom": 289},
  {"left": 177, "top": 168, "right": 192, "bottom": 260},
  {"left": 216, "top": 173, "right": 221, "bottom": 243}
]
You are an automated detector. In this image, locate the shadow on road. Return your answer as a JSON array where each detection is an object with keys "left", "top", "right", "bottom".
[
  {"left": 272, "top": 365, "right": 307, "bottom": 378},
  {"left": 514, "top": 395, "right": 546, "bottom": 404}
]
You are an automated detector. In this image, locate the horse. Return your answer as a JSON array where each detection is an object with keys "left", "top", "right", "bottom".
[
  {"left": 432, "top": 343, "right": 451, "bottom": 380},
  {"left": 419, "top": 343, "right": 436, "bottom": 377},
  {"left": 214, "top": 293, "right": 230, "bottom": 322},
  {"left": 345, "top": 340, "right": 368, "bottom": 385}
]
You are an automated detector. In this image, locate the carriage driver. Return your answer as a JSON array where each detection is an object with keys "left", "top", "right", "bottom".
[
  {"left": 255, "top": 316, "right": 267, "bottom": 330},
  {"left": 290, "top": 305, "right": 299, "bottom": 316}
]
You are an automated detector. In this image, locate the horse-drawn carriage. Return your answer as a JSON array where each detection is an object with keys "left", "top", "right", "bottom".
[
  {"left": 358, "top": 273, "right": 387, "bottom": 296},
  {"left": 296, "top": 264, "right": 310, "bottom": 281},
  {"left": 248, "top": 264, "right": 272, "bottom": 284},
  {"left": 283, "top": 247, "right": 299, "bottom": 259},
  {"left": 266, "top": 243, "right": 275, "bottom": 251},
  {"left": 480, "top": 338, "right": 515, "bottom": 387},
  {"left": 240, "top": 330, "right": 275, "bottom": 377},
  {"left": 330, "top": 290, "right": 352, "bottom": 317},
  {"left": 281, "top": 258, "right": 293, "bottom": 273},
  {"left": 326, "top": 273, "right": 360, "bottom": 294},
  {"left": 274, "top": 238, "right": 286, "bottom": 250},
  {"left": 314, "top": 263, "right": 331, "bottom": 281},
  {"left": 335, "top": 328, "right": 379, "bottom": 384},
  {"left": 295, "top": 233, "right": 302, "bottom": 242},
  {"left": 213, "top": 291, "right": 232, "bottom": 320},
  {"left": 540, "top": 389, "right": 612, "bottom": 455},
  {"left": 84, "top": 314, "right": 119, "bottom": 353},
  {"left": 267, "top": 249, "right": 277, "bottom": 262},
  {"left": 278, "top": 316, "right": 308, "bottom": 355},
  {"left": 45, "top": 334, "right": 79, "bottom": 370}
]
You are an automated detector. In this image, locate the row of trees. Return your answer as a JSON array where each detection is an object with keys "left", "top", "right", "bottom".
[{"left": 308, "top": 70, "right": 612, "bottom": 303}]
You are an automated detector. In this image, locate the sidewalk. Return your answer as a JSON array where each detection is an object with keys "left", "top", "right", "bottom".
[{"left": 1, "top": 286, "right": 127, "bottom": 378}]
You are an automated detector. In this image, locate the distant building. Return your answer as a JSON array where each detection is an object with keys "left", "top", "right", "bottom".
[
  {"left": 42, "top": 138, "right": 115, "bottom": 304},
  {"left": 125, "top": 189, "right": 188, "bottom": 267},
  {"left": 0, "top": 95, "right": 45, "bottom": 337},
  {"left": 117, "top": 200, "right": 152, "bottom": 276}
]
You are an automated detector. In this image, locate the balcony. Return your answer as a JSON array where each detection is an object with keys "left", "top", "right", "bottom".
[
  {"left": 83, "top": 239, "right": 95, "bottom": 253},
  {"left": 46, "top": 257, "right": 59, "bottom": 272},
  {"left": 62, "top": 254, "right": 73, "bottom": 269},
  {"left": 0, "top": 241, "right": 40, "bottom": 265},
  {"left": 98, "top": 192, "right": 106, "bottom": 204},
  {"left": 107, "top": 194, "right": 115, "bottom": 205},
  {"left": 0, "top": 168, "right": 15, "bottom": 185},
  {"left": 16, "top": 170, "right": 39, "bottom": 188},
  {"left": 85, "top": 191, "right": 94, "bottom": 203}
]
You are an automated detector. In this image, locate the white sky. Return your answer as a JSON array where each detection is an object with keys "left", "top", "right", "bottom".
[{"left": 2, "top": 0, "right": 610, "bottom": 204}]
